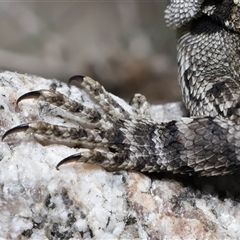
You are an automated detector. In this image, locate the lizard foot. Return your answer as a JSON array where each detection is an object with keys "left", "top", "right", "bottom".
[{"left": 2, "top": 76, "right": 154, "bottom": 171}]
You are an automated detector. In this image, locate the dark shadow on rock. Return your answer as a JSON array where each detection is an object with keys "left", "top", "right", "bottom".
[{"left": 146, "top": 169, "right": 240, "bottom": 201}]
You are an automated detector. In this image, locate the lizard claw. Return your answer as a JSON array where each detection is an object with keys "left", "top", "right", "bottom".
[
  {"left": 16, "top": 91, "right": 41, "bottom": 105},
  {"left": 68, "top": 75, "right": 84, "bottom": 84},
  {"left": 2, "top": 123, "right": 29, "bottom": 141},
  {"left": 56, "top": 153, "right": 82, "bottom": 170}
]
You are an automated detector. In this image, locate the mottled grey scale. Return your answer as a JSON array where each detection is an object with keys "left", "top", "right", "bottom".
[
  {"left": 69, "top": 128, "right": 88, "bottom": 140},
  {"left": 109, "top": 128, "right": 126, "bottom": 149},
  {"left": 132, "top": 122, "right": 156, "bottom": 146},
  {"left": 157, "top": 121, "right": 187, "bottom": 172},
  {"left": 24, "top": 89, "right": 104, "bottom": 125},
  {"left": 113, "top": 155, "right": 125, "bottom": 166},
  {"left": 207, "top": 81, "right": 228, "bottom": 98},
  {"left": 177, "top": 2, "right": 240, "bottom": 124},
  {"left": 81, "top": 76, "right": 130, "bottom": 120},
  {"left": 4, "top": 0, "right": 240, "bottom": 176},
  {"left": 188, "top": 118, "right": 240, "bottom": 174},
  {"left": 93, "top": 153, "right": 105, "bottom": 164}
]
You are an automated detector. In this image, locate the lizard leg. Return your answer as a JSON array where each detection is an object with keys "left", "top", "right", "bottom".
[
  {"left": 4, "top": 113, "right": 240, "bottom": 176},
  {"left": 4, "top": 76, "right": 240, "bottom": 176}
]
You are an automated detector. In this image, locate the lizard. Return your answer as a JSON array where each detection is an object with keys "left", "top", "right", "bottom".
[{"left": 2, "top": 0, "right": 240, "bottom": 176}]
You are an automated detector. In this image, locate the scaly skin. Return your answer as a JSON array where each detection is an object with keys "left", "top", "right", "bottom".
[{"left": 3, "top": 1, "right": 240, "bottom": 176}]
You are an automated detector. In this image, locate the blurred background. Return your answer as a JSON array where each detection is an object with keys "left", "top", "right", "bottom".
[{"left": 0, "top": 1, "right": 180, "bottom": 103}]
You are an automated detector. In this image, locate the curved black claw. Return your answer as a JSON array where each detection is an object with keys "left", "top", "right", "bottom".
[
  {"left": 56, "top": 153, "right": 82, "bottom": 170},
  {"left": 2, "top": 123, "right": 29, "bottom": 141},
  {"left": 17, "top": 91, "right": 41, "bottom": 105},
  {"left": 68, "top": 75, "right": 84, "bottom": 85}
]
